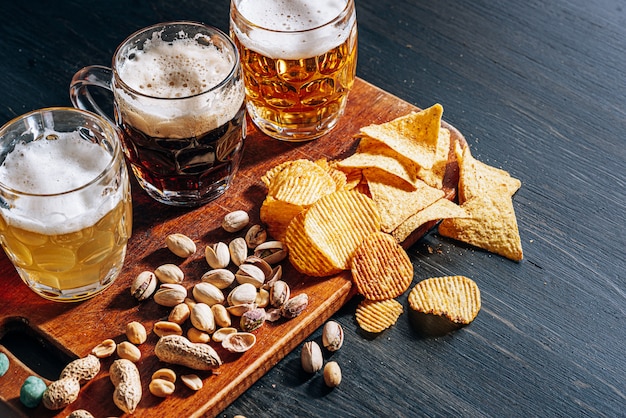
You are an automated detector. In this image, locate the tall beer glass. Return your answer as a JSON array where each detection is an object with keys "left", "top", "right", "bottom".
[
  {"left": 230, "top": 0, "right": 357, "bottom": 141},
  {"left": 70, "top": 22, "right": 246, "bottom": 207},
  {"left": 0, "top": 107, "right": 132, "bottom": 302}
]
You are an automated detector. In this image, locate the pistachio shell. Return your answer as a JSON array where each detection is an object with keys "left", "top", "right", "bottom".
[
  {"left": 229, "top": 237, "right": 248, "bottom": 266},
  {"left": 222, "top": 332, "right": 256, "bottom": 353},
  {"left": 205, "top": 242, "right": 230, "bottom": 269},
  {"left": 193, "top": 282, "right": 225, "bottom": 306},
  {"left": 201, "top": 268, "right": 235, "bottom": 289},
  {"left": 235, "top": 264, "right": 265, "bottom": 288},
  {"left": 254, "top": 241, "right": 287, "bottom": 264},
  {"left": 227, "top": 283, "right": 257, "bottom": 306}
]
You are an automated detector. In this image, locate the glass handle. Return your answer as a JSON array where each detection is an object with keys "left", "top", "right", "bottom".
[{"left": 69, "top": 65, "right": 115, "bottom": 124}]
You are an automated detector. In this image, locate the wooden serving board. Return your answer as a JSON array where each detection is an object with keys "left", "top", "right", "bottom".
[{"left": 0, "top": 78, "right": 464, "bottom": 417}]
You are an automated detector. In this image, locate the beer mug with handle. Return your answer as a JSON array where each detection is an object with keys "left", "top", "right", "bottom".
[
  {"left": 230, "top": 0, "right": 357, "bottom": 141},
  {"left": 70, "top": 21, "right": 246, "bottom": 207}
]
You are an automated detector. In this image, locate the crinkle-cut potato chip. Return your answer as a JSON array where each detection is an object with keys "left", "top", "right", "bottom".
[
  {"left": 391, "top": 198, "right": 469, "bottom": 243},
  {"left": 455, "top": 142, "right": 521, "bottom": 204},
  {"left": 260, "top": 196, "right": 305, "bottom": 242},
  {"left": 416, "top": 127, "right": 451, "bottom": 190},
  {"left": 407, "top": 275, "right": 481, "bottom": 336},
  {"left": 303, "top": 190, "right": 381, "bottom": 271},
  {"left": 438, "top": 185, "right": 523, "bottom": 261},
  {"left": 315, "top": 158, "right": 347, "bottom": 191},
  {"left": 285, "top": 211, "right": 342, "bottom": 277},
  {"left": 360, "top": 103, "right": 443, "bottom": 170},
  {"left": 264, "top": 159, "right": 337, "bottom": 206},
  {"left": 351, "top": 231, "right": 413, "bottom": 300},
  {"left": 355, "top": 298, "right": 404, "bottom": 333},
  {"left": 365, "top": 170, "right": 445, "bottom": 233},
  {"left": 336, "top": 136, "right": 420, "bottom": 190}
]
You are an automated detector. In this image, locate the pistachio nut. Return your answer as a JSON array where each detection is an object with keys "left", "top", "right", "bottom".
[
  {"left": 301, "top": 341, "right": 323, "bottom": 373},
  {"left": 264, "top": 308, "right": 282, "bottom": 322},
  {"left": 323, "top": 361, "right": 342, "bottom": 387},
  {"left": 154, "top": 264, "right": 184, "bottom": 284},
  {"left": 281, "top": 293, "right": 309, "bottom": 319},
  {"left": 322, "top": 320, "right": 344, "bottom": 352},
  {"left": 201, "top": 268, "right": 235, "bottom": 289},
  {"left": 205, "top": 242, "right": 230, "bottom": 269},
  {"left": 165, "top": 233, "right": 196, "bottom": 258},
  {"left": 229, "top": 237, "right": 248, "bottom": 266},
  {"left": 222, "top": 210, "right": 250, "bottom": 233},
  {"left": 235, "top": 264, "right": 265, "bottom": 288},
  {"left": 193, "top": 282, "right": 225, "bottom": 306},
  {"left": 240, "top": 307, "right": 266, "bottom": 332},
  {"left": 269, "top": 280, "right": 290, "bottom": 308},
  {"left": 254, "top": 241, "right": 287, "bottom": 264},
  {"left": 130, "top": 271, "right": 157, "bottom": 301},
  {"left": 245, "top": 224, "right": 267, "bottom": 248},
  {"left": 242, "top": 256, "right": 273, "bottom": 280},
  {"left": 154, "top": 284, "right": 187, "bottom": 307},
  {"left": 227, "top": 283, "right": 258, "bottom": 306},
  {"left": 190, "top": 303, "right": 216, "bottom": 333}
]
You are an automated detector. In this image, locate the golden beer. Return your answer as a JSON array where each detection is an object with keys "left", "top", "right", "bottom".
[
  {"left": 0, "top": 108, "right": 132, "bottom": 301},
  {"left": 0, "top": 197, "right": 132, "bottom": 296},
  {"left": 230, "top": 0, "right": 357, "bottom": 141}
]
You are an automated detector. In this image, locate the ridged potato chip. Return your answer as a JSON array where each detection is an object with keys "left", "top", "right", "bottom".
[
  {"left": 351, "top": 231, "right": 413, "bottom": 300},
  {"left": 303, "top": 190, "right": 381, "bottom": 271},
  {"left": 285, "top": 211, "right": 343, "bottom": 277},
  {"left": 260, "top": 196, "right": 305, "bottom": 242},
  {"left": 355, "top": 298, "right": 404, "bottom": 333},
  {"left": 265, "top": 159, "right": 337, "bottom": 206},
  {"left": 407, "top": 275, "right": 481, "bottom": 336}
]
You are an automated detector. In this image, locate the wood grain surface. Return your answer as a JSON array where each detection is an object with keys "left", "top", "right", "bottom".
[
  {"left": 0, "top": 78, "right": 463, "bottom": 417},
  {"left": 0, "top": 0, "right": 624, "bottom": 417}
]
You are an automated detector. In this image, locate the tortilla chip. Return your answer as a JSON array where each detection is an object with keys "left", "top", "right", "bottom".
[
  {"left": 457, "top": 144, "right": 521, "bottom": 203},
  {"left": 337, "top": 136, "right": 420, "bottom": 190},
  {"left": 416, "top": 127, "right": 451, "bottom": 189},
  {"left": 360, "top": 104, "right": 443, "bottom": 169},
  {"left": 365, "top": 170, "right": 444, "bottom": 233},
  {"left": 391, "top": 198, "right": 469, "bottom": 243},
  {"left": 438, "top": 186, "right": 523, "bottom": 261}
]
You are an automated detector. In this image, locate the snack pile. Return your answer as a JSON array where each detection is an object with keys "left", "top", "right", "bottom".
[{"left": 260, "top": 103, "right": 523, "bottom": 334}]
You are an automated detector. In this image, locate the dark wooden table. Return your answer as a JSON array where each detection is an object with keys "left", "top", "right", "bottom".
[{"left": 0, "top": 1, "right": 624, "bottom": 417}]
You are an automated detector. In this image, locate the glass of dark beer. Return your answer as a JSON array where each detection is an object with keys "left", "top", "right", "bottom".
[{"left": 70, "top": 22, "right": 246, "bottom": 207}]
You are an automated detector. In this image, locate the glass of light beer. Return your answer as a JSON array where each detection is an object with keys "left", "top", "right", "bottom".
[
  {"left": 70, "top": 22, "right": 246, "bottom": 207},
  {"left": 0, "top": 107, "right": 132, "bottom": 302},
  {"left": 230, "top": 0, "right": 357, "bottom": 141}
]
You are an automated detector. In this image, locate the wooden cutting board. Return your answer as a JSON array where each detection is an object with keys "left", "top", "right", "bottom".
[{"left": 0, "top": 78, "right": 464, "bottom": 417}]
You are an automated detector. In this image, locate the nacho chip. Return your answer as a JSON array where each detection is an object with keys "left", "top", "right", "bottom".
[
  {"left": 303, "top": 190, "right": 381, "bottom": 271},
  {"left": 416, "top": 127, "right": 451, "bottom": 189},
  {"left": 351, "top": 231, "right": 413, "bottom": 300},
  {"left": 360, "top": 104, "right": 443, "bottom": 170},
  {"left": 391, "top": 198, "right": 469, "bottom": 243},
  {"left": 438, "top": 186, "right": 523, "bottom": 261},
  {"left": 456, "top": 143, "right": 521, "bottom": 203},
  {"left": 365, "top": 171, "right": 445, "bottom": 233},
  {"left": 337, "top": 136, "right": 420, "bottom": 190},
  {"left": 355, "top": 298, "right": 404, "bottom": 333},
  {"left": 285, "top": 211, "right": 342, "bottom": 277}
]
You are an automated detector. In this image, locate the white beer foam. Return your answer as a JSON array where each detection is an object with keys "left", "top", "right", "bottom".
[
  {"left": 0, "top": 132, "right": 121, "bottom": 234},
  {"left": 232, "top": 0, "right": 355, "bottom": 59},
  {"left": 116, "top": 33, "right": 244, "bottom": 138}
]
